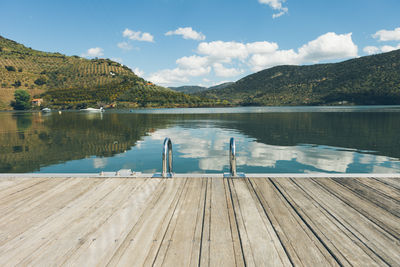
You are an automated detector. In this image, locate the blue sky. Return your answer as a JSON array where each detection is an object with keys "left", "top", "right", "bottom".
[{"left": 1, "top": 0, "right": 400, "bottom": 87}]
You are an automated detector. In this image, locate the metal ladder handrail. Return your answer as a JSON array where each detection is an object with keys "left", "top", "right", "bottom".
[
  {"left": 162, "top": 137, "right": 173, "bottom": 178},
  {"left": 230, "top": 137, "right": 237, "bottom": 177}
]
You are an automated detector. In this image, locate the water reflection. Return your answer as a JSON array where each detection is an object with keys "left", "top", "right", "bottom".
[
  {"left": 148, "top": 127, "right": 400, "bottom": 173},
  {"left": 0, "top": 107, "right": 400, "bottom": 173}
]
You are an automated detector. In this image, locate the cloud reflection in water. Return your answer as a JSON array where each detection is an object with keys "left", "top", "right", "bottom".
[{"left": 149, "top": 127, "right": 400, "bottom": 173}]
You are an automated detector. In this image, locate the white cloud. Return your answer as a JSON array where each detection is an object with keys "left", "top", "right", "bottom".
[
  {"left": 298, "top": 32, "right": 358, "bottom": 62},
  {"left": 176, "top": 55, "right": 209, "bottom": 69},
  {"left": 381, "top": 44, "right": 400, "bottom": 52},
  {"left": 258, "top": 0, "right": 288, "bottom": 18},
  {"left": 81, "top": 47, "right": 104, "bottom": 58},
  {"left": 111, "top": 57, "right": 123, "bottom": 64},
  {"left": 148, "top": 65, "right": 211, "bottom": 85},
  {"left": 148, "top": 55, "right": 211, "bottom": 85},
  {"left": 117, "top": 41, "right": 133, "bottom": 51},
  {"left": 246, "top": 41, "right": 279, "bottom": 54},
  {"left": 363, "top": 44, "right": 400, "bottom": 55},
  {"left": 373, "top": 27, "right": 400, "bottom": 42},
  {"left": 249, "top": 49, "right": 300, "bottom": 71},
  {"left": 165, "top": 27, "right": 206, "bottom": 41},
  {"left": 213, "top": 63, "right": 244, "bottom": 77},
  {"left": 197, "top": 32, "right": 357, "bottom": 71},
  {"left": 123, "top": 28, "right": 154, "bottom": 42},
  {"left": 363, "top": 46, "right": 380, "bottom": 55},
  {"left": 272, "top": 11, "right": 286, "bottom": 19},
  {"left": 150, "top": 32, "right": 358, "bottom": 85},
  {"left": 198, "top": 41, "right": 249, "bottom": 62},
  {"left": 133, "top": 67, "right": 145, "bottom": 77}
]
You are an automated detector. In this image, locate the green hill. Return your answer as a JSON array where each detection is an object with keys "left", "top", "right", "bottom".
[
  {"left": 0, "top": 36, "right": 213, "bottom": 109},
  {"left": 169, "top": 85, "right": 207, "bottom": 94},
  {"left": 197, "top": 49, "right": 400, "bottom": 105},
  {"left": 170, "top": 82, "right": 234, "bottom": 94}
]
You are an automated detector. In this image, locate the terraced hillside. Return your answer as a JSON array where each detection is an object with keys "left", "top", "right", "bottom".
[
  {"left": 0, "top": 36, "right": 141, "bottom": 108},
  {"left": 0, "top": 36, "right": 213, "bottom": 109}
]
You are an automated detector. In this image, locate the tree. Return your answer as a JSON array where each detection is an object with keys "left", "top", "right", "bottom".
[
  {"left": 34, "top": 77, "right": 47, "bottom": 85},
  {"left": 5, "top": 66, "right": 16, "bottom": 71},
  {"left": 11, "top": 89, "right": 31, "bottom": 110},
  {"left": 12, "top": 80, "right": 21, "bottom": 87}
]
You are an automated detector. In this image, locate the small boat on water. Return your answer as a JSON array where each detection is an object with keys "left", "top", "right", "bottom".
[
  {"left": 80, "top": 107, "right": 105, "bottom": 112},
  {"left": 41, "top": 108, "right": 51, "bottom": 113}
]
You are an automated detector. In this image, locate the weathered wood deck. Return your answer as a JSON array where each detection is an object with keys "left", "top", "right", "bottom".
[{"left": 0, "top": 176, "right": 399, "bottom": 266}]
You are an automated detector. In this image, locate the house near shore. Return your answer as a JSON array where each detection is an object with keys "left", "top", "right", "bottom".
[{"left": 31, "top": 98, "right": 43, "bottom": 106}]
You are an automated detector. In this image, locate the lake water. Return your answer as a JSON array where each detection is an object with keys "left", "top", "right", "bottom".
[{"left": 1, "top": 106, "right": 400, "bottom": 174}]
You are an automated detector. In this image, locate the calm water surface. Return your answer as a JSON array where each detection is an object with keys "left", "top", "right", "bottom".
[{"left": 1, "top": 106, "right": 400, "bottom": 173}]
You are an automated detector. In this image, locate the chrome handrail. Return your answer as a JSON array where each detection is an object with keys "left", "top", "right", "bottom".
[
  {"left": 230, "top": 137, "right": 237, "bottom": 177},
  {"left": 162, "top": 137, "right": 173, "bottom": 178}
]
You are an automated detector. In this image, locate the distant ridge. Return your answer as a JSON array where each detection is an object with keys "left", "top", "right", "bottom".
[
  {"left": 170, "top": 82, "right": 234, "bottom": 94},
  {"left": 0, "top": 35, "right": 213, "bottom": 109},
  {"left": 196, "top": 49, "right": 400, "bottom": 105},
  {"left": 169, "top": 85, "right": 207, "bottom": 94}
]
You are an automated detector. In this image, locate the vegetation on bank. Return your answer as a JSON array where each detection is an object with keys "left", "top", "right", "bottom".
[
  {"left": 42, "top": 76, "right": 217, "bottom": 109},
  {"left": 197, "top": 49, "right": 400, "bottom": 105}
]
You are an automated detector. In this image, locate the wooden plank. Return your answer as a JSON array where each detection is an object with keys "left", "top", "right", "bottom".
[
  {"left": 208, "top": 177, "right": 237, "bottom": 267},
  {"left": 0, "top": 178, "right": 101, "bottom": 248},
  {"left": 359, "top": 178, "right": 400, "bottom": 201},
  {"left": 189, "top": 178, "right": 207, "bottom": 267},
  {"left": 274, "top": 178, "right": 390, "bottom": 266},
  {"left": 199, "top": 178, "right": 212, "bottom": 267},
  {"left": 250, "top": 178, "right": 338, "bottom": 266},
  {"left": 0, "top": 178, "right": 118, "bottom": 265},
  {"left": 64, "top": 178, "right": 168, "bottom": 266},
  {"left": 372, "top": 177, "right": 400, "bottom": 191},
  {"left": 315, "top": 178, "right": 400, "bottom": 239},
  {"left": 227, "top": 178, "right": 255, "bottom": 266},
  {"left": 278, "top": 178, "right": 398, "bottom": 266},
  {"left": 0, "top": 178, "right": 75, "bottom": 219},
  {"left": 223, "top": 178, "right": 245, "bottom": 267},
  {"left": 0, "top": 178, "right": 49, "bottom": 201},
  {"left": 105, "top": 177, "right": 187, "bottom": 266},
  {"left": 0, "top": 177, "right": 32, "bottom": 192},
  {"left": 155, "top": 178, "right": 205, "bottom": 266},
  {"left": 19, "top": 178, "right": 147, "bottom": 266},
  {"left": 229, "top": 178, "right": 291, "bottom": 267},
  {"left": 332, "top": 178, "right": 400, "bottom": 217}
]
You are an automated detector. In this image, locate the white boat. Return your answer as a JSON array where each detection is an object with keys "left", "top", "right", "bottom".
[
  {"left": 41, "top": 108, "right": 51, "bottom": 113},
  {"left": 80, "top": 107, "right": 104, "bottom": 112}
]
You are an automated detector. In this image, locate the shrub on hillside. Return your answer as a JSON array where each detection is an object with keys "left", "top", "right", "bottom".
[
  {"left": 34, "top": 77, "right": 47, "bottom": 85},
  {"left": 12, "top": 80, "right": 21, "bottom": 87},
  {"left": 5, "top": 65, "right": 16, "bottom": 71}
]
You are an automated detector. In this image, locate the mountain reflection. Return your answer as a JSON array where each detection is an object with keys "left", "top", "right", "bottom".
[
  {"left": 0, "top": 112, "right": 172, "bottom": 172},
  {"left": 0, "top": 109, "right": 399, "bottom": 173}
]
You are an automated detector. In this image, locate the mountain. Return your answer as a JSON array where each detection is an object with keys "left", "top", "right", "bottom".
[
  {"left": 0, "top": 36, "right": 213, "bottom": 109},
  {"left": 169, "top": 85, "right": 207, "bottom": 94},
  {"left": 169, "top": 82, "right": 234, "bottom": 94},
  {"left": 208, "top": 82, "right": 234, "bottom": 91},
  {"left": 197, "top": 49, "right": 400, "bottom": 105}
]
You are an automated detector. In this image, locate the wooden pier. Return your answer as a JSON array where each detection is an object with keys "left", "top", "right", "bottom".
[{"left": 0, "top": 176, "right": 399, "bottom": 266}]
